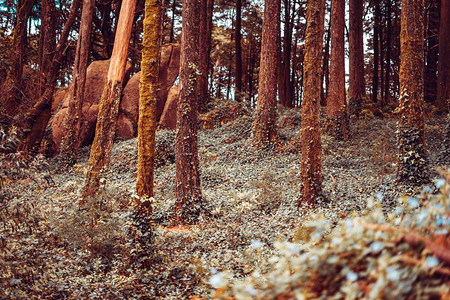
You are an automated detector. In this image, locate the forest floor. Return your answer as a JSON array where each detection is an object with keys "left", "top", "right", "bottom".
[{"left": 1, "top": 105, "right": 449, "bottom": 299}]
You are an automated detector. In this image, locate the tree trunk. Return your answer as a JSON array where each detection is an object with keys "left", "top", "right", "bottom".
[
  {"left": 18, "top": 0, "right": 81, "bottom": 155},
  {"left": 252, "top": 0, "right": 280, "bottom": 145},
  {"left": 60, "top": 0, "right": 95, "bottom": 168},
  {"left": 234, "top": 0, "right": 243, "bottom": 102},
  {"left": 384, "top": 0, "right": 392, "bottom": 104},
  {"left": 424, "top": 0, "right": 439, "bottom": 103},
  {"left": 327, "top": 0, "right": 348, "bottom": 140},
  {"left": 437, "top": 0, "right": 449, "bottom": 112},
  {"left": 349, "top": 0, "right": 365, "bottom": 116},
  {"left": 372, "top": 0, "right": 381, "bottom": 103},
  {"left": 321, "top": 19, "right": 330, "bottom": 107},
  {"left": 174, "top": 0, "right": 203, "bottom": 225},
  {"left": 82, "top": 0, "right": 137, "bottom": 199},
  {"left": 0, "top": 0, "right": 35, "bottom": 118},
  {"left": 281, "top": 0, "right": 293, "bottom": 108},
  {"left": 198, "top": 0, "right": 213, "bottom": 112},
  {"left": 38, "top": 0, "right": 56, "bottom": 98},
  {"left": 398, "top": 0, "right": 428, "bottom": 185},
  {"left": 169, "top": 0, "right": 177, "bottom": 43},
  {"left": 300, "top": 0, "right": 325, "bottom": 206},
  {"left": 136, "top": 0, "right": 162, "bottom": 200}
]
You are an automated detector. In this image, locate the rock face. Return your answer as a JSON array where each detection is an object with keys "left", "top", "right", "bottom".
[
  {"left": 48, "top": 44, "right": 180, "bottom": 157},
  {"left": 117, "top": 43, "right": 180, "bottom": 137},
  {"left": 158, "top": 86, "right": 179, "bottom": 130},
  {"left": 50, "top": 59, "right": 132, "bottom": 155}
]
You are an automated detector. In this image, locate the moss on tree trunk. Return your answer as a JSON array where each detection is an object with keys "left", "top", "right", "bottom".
[
  {"left": 136, "top": 0, "right": 162, "bottom": 201},
  {"left": 174, "top": 0, "right": 203, "bottom": 225}
]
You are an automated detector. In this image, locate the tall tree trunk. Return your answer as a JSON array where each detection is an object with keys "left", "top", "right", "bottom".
[
  {"left": 327, "top": 0, "right": 348, "bottom": 140},
  {"left": 300, "top": 0, "right": 325, "bottom": 206},
  {"left": 437, "top": 0, "right": 449, "bottom": 112},
  {"left": 198, "top": 0, "right": 213, "bottom": 112},
  {"left": 0, "top": 0, "right": 35, "bottom": 118},
  {"left": 234, "top": 0, "right": 243, "bottom": 102},
  {"left": 348, "top": 0, "right": 365, "bottom": 116},
  {"left": 282, "top": 0, "right": 293, "bottom": 107},
  {"left": 18, "top": 0, "right": 81, "bottom": 155},
  {"left": 169, "top": 0, "right": 177, "bottom": 43},
  {"left": 398, "top": 0, "right": 428, "bottom": 185},
  {"left": 424, "top": 0, "right": 439, "bottom": 103},
  {"left": 60, "top": 0, "right": 95, "bottom": 167},
  {"left": 252, "top": 0, "right": 280, "bottom": 145},
  {"left": 82, "top": 0, "right": 137, "bottom": 199},
  {"left": 38, "top": 0, "right": 56, "bottom": 98},
  {"left": 321, "top": 20, "right": 331, "bottom": 107},
  {"left": 136, "top": 0, "right": 163, "bottom": 199},
  {"left": 372, "top": 0, "right": 381, "bottom": 103},
  {"left": 174, "top": 0, "right": 203, "bottom": 225},
  {"left": 384, "top": 0, "right": 392, "bottom": 104}
]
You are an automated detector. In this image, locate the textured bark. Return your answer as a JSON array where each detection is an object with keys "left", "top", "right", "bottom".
[
  {"left": 38, "top": 0, "right": 57, "bottom": 98},
  {"left": 234, "top": 0, "right": 243, "bottom": 102},
  {"left": 198, "top": 0, "right": 213, "bottom": 112},
  {"left": 175, "top": 0, "right": 203, "bottom": 225},
  {"left": 372, "top": 0, "right": 381, "bottom": 103},
  {"left": 136, "top": 0, "right": 162, "bottom": 199},
  {"left": 279, "top": 0, "right": 294, "bottom": 108},
  {"left": 300, "top": 0, "right": 325, "bottom": 206},
  {"left": 398, "top": 0, "right": 428, "bottom": 185},
  {"left": 18, "top": 0, "right": 81, "bottom": 155},
  {"left": 0, "top": 0, "right": 35, "bottom": 117},
  {"left": 82, "top": 0, "right": 137, "bottom": 199},
  {"left": 384, "top": 0, "right": 392, "bottom": 104},
  {"left": 437, "top": 0, "right": 449, "bottom": 112},
  {"left": 169, "top": 0, "right": 177, "bottom": 43},
  {"left": 252, "top": 0, "right": 280, "bottom": 145},
  {"left": 327, "top": 0, "right": 348, "bottom": 140},
  {"left": 60, "top": 0, "right": 95, "bottom": 167},
  {"left": 424, "top": 0, "right": 439, "bottom": 103},
  {"left": 348, "top": 0, "right": 365, "bottom": 114},
  {"left": 321, "top": 22, "right": 330, "bottom": 107}
]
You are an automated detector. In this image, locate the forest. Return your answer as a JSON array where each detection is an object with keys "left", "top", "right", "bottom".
[{"left": 0, "top": 0, "right": 449, "bottom": 298}]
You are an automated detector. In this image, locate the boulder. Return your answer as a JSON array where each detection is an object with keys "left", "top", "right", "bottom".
[
  {"left": 52, "top": 87, "right": 68, "bottom": 113},
  {"left": 158, "top": 86, "right": 179, "bottom": 130},
  {"left": 117, "top": 43, "right": 181, "bottom": 137},
  {"left": 49, "top": 59, "right": 131, "bottom": 155}
]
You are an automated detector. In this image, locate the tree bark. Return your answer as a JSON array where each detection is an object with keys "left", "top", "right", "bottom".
[
  {"left": 321, "top": 21, "right": 330, "bottom": 107},
  {"left": 424, "top": 0, "right": 439, "bottom": 103},
  {"left": 327, "top": 0, "right": 348, "bottom": 140},
  {"left": 252, "top": 0, "right": 280, "bottom": 145},
  {"left": 372, "top": 0, "right": 381, "bottom": 103},
  {"left": 300, "top": 0, "right": 325, "bottom": 206},
  {"left": 82, "top": 0, "right": 137, "bottom": 199},
  {"left": 60, "top": 0, "right": 95, "bottom": 168},
  {"left": 384, "top": 0, "right": 392, "bottom": 104},
  {"left": 0, "top": 0, "right": 35, "bottom": 118},
  {"left": 174, "top": 0, "right": 203, "bottom": 225},
  {"left": 136, "top": 0, "right": 163, "bottom": 199},
  {"left": 18, "top": 0, "right": 81, "bottom": 155},
  {"left": 198, "top": 0, "right": 213, "bottom": 112},
  {"left": 234, "top": 0, "right": 243, "bottom": 102},
  {"left": 349, "top": 0, "right": 365, "bottom": 115},
  {"left": 437, "top": 0, "right": 449, "bottom": 112},
  {"left": 398, "top": 0, "right": 428, "bottom": 185}
]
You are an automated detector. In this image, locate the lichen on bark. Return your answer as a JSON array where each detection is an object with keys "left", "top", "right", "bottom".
[{"left": 136, "top": 0, "right": 162, "bottom": 201}]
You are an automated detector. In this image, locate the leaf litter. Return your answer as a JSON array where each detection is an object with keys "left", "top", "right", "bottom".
[{"left": 0, "top": 106, "right": 449, "bottom": 299}]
